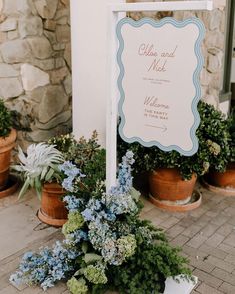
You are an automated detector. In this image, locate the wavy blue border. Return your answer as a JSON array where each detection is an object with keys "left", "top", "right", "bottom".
[{"left": 117, "top": 17, "right": 205, "bottom": 156}]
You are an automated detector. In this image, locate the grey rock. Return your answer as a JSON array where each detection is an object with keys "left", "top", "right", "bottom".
[
  {"left": 0, "top": 18, "right": 17, "bottom": 32},
  {"left": 0, "top": 77, "right": 23, "bottom": 98},
  {"left": 34, "top": 0, "right": 58, "bottom": 19},
  {"left": 27, "top": 36, "right": 52, "bottom": 59},
  {"left": 0, "top": 63, "right": 19, "bottom": 77},
  {"left": 0, "top": 39, "right": 31, "bottom": 63},
  {"left": 19, "top": 16, "right": 43, "bottom": 38},
  {"left": 32, "top": 58, "right": 55, "bottom": 71},
  {"left": 36, "top": 110, "right": 71, "bottom": 129},
  {"left": 38, "top": 85, "right": 68, "bottom": 123},
  {"left": 56, "top": 24, "right": 70, "bottom": 43}
]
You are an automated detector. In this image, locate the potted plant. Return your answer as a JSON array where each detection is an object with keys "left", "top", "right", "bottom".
[
  {"left": 118, "top": 101, "right": 230, "bottom": 211},
  {"left": 11, "top": 151, "right": 196, "bottom": 293},
  {"left": 0, "top": 99, "right": 18, "bottom": 197},
  {"left": 13, "top": 142, "right": 67, "bottom": 226},
  {"left": 203, "top": 108, "right": 235, "bottom": 193},
  {"left": 13, "top": 131, "right": 106, "bottom": 227}
]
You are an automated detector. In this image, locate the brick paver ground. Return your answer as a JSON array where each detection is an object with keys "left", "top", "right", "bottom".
[{"left": 1, "top": 183, "right": 235, "bottom": 293}]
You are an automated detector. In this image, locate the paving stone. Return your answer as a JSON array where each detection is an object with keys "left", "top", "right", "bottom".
[
  {"left": 166, "top": 224, "right": 185, "bottom": 238},
  {"left": 219, "top": 282, "right": 235, "bottom": 293},
  {"left": 199, "top": 223, "right": 219, "bottom": 237},
  {"left": 170, "top": 235, "right": 190, "bottom": 247},
  {"left": 211, "top": 214, "right": 229, "bottom": 226},
  {"left": 193, "top": 269, "right": 223, "bottom": 288},
  {"left": 194, "top": 215, "right": 211, "bottom": 227},
  {"left": 205, "top": 233, "right": 225, "bottom": 248},
  {"left": 189, "top": 207, "right": 208, "bottom": 219},
  {"left": 182, "top": 224, "right": 202, "bottom": 238},
  {"left": 224, "top": 254, "right": 235, "bottom": 266},
  {"left": 216, "top": 223, "right": 234, "bottom": 237},
  {"left": 211, "top": 268, "right": 235, "bottom": 286},
  {"left": 196, "top": 283, "right": 224, "bottom": 294},
  {"left": 199, "top": 244, "right": 227, "bottom": 260},
  {"left": 206, "top": 256, "right": 235, "bottom": 273},
  {"left": 218, "top": 243, "right": 235, "bottom": 256},
  {"left": 223, "top": 233, "right": 235, "bottom": 247},
  {"left": 0, "top": 285, "right": 22, "bottom": 293},
  {"left": 188, "top": 255, "right": 215, "bottom": 273},
  {"left": 186, "top": 233, "right": 208, "bottom": 249},
  {"left": 160, "top": 216, "right": 180, "bottom": 229}
]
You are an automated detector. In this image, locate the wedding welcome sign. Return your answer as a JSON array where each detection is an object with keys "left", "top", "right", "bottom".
[{"left": 117, "top": 17, "right": 205, "bottom": 156}]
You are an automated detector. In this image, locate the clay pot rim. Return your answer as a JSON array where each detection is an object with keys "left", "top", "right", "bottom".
[
  {"left": 42, "top": 182, "right": 65, "bottom": 193},
  {"left": 0, "top": 129, "right": 17, "bottom": 148},
  {"left": 151, "top": 168, "right": 197, "bottom": 179}
]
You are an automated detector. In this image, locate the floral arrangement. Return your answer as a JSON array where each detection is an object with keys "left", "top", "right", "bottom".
[
  {"left": 118, "top": 101, "right": 231, "bottom": 180},
  {"left": 11, "top": 151, "right": 191, "bottom": 293}
]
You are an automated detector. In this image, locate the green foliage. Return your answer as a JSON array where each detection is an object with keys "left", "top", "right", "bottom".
[
  {"left": 118, "top": 101, "right": 231, "bottom": 179},
  {"left": 228, "top": 109, "right": 235, "bottom": 162},
  {"left": 108, "top": 236, "right": 191, "bottom": 294},
  {"left": 0, "top": 99, "right": 12, "bottom": 137},
  {"left": 49, "top": 131, "right": 106, "bottom": 193}
]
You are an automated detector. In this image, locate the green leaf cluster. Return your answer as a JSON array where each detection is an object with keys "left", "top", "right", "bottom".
[
  {"left": 0, "top": 99, "right": 12, "bottom": 137},
  {"left": 49, "top": 131, "right": 106, "bottom": 193}
]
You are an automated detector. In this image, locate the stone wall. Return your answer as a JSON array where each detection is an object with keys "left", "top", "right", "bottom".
[
  {"left": 129, "top": 0, "right": 227, "bottom": 108},
  {"left": 0, "top": 0, "right": 71, "bottom": 148}
]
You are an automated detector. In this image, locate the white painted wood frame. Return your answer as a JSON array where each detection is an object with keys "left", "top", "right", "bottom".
[{"left": 106, "top": 1, "right": 213, "bottom": 191}]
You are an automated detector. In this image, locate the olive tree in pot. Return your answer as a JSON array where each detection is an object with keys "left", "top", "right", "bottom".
[{"left": 118, "top": 101, "right": 230, "bottom": 211}]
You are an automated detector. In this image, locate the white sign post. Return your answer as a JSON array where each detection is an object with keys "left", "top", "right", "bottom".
[{"left": 106, "top": 1, "right": 213, "bottom": 191}]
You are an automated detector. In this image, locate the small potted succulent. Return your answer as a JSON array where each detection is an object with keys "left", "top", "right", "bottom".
[
  {"left": 0, "top": 99, "right": 17, "bottom": 196},
  {"left": 118, "top": 101, "right": 230, "bottom": 211}
]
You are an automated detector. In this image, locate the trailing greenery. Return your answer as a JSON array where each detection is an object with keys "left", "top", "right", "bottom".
[
  {"left": 109, "top": 241, "right": 190, "bottom": 294},
  {"left": 118, "top": 101, "right": 231, "bottom": 179},
  {"left": 0, "top": 99, "right": 12, "bottom": 137}
]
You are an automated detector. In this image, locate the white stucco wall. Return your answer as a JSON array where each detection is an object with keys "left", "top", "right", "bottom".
[{"left": 71, "top": 0, "right": 124, "bottom": 146}]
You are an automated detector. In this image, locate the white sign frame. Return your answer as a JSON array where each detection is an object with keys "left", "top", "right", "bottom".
[
  {"left": 106, "top": 1, "right": 213, "bottom": 191},
  {"left": 117, "top": 17, "right": 205, "bottom": 155}
]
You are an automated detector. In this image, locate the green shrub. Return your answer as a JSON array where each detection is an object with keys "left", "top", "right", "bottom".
[
  {"left": 118, "top": 101, "right": 230, "bottom": 179},
  {"left": 0, "top": 99, "right": 12, "bottom": 137}
]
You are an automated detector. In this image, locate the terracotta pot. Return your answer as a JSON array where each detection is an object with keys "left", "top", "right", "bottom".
[
  {"left": 205, "top": 163, "right": 235, "bottom": 188},
  {"left": 37, "top": 182, "right": 68, "bottom": 227},
  {"left": 149, "top": 168, "right": 197, "bottom": 203},
  {"left": 0, "top": 129, "right": 17, "bottom": 190}
]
